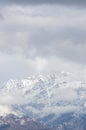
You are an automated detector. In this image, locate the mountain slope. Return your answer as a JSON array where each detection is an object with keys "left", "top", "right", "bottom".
[
  {"left": 0, "top": 114, "right": 52, "bottom": 130},
  {"left": 0, "top": 72, "right": 86, "bottom": 127}
]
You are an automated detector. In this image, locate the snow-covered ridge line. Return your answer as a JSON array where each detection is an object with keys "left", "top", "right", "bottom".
[{"left": 0, "top": 71, "right": 86, "bottom": 125}]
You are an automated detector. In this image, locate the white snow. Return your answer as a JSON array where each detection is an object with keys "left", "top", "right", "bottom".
[{"left": 0, "top": 71, "right": 86, "bottom": 120}]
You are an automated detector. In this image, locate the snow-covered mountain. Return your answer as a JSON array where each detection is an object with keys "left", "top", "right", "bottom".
[
  {"left": 0, "top": 114, "right": 51, "bottom": 130},
  {"left": 0, "top": 71, "right": 86, "bottom": 127}
]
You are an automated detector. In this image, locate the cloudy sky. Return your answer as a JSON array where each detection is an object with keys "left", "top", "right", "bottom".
[{"left": 0, "top": 0, "right": 86, "bottom": 83}]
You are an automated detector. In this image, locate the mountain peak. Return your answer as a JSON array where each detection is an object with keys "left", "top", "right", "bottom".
[{"left": 0, "top": 72, "right": 86, "bottom": 127}]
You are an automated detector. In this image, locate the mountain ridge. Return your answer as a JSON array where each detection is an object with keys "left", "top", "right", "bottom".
[{"left": 0, "top": 71, "right": 86, "bottom": 128}]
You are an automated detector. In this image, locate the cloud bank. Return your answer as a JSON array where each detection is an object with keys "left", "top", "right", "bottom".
[{"left": 0, "top": 2, "right": 86, "bottom": 82}]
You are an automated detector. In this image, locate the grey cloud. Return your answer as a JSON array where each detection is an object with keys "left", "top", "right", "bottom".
[
  {"left": 0, "top": 27, "right": 86, "bottom": 64},
  {"left": 0, "top": 13, "right": 4, "bottom": 20},
  {"left": 0, "top": 0, "right": 86, "bottom": 7},
  {"left": 0, "top": 5, "right": 86, "bottom": 65},
  {"left": 0, "top": 4, "right": 86, "bottom": 82},
  {"left": 28, "top": 32, "right": 86, "bottom": 64}
]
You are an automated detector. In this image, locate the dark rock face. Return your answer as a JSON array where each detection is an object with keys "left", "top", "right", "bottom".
[
  {"left": 0, "top": 113, "right": 86, "bottom": 130},
  {"left": 0, "top": 114, "right": 52, "bottom": 130}
]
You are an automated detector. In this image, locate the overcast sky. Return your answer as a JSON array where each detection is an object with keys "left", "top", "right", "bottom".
[{"left": 0, "top": 0, "right": 86, "bottom": 83}]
